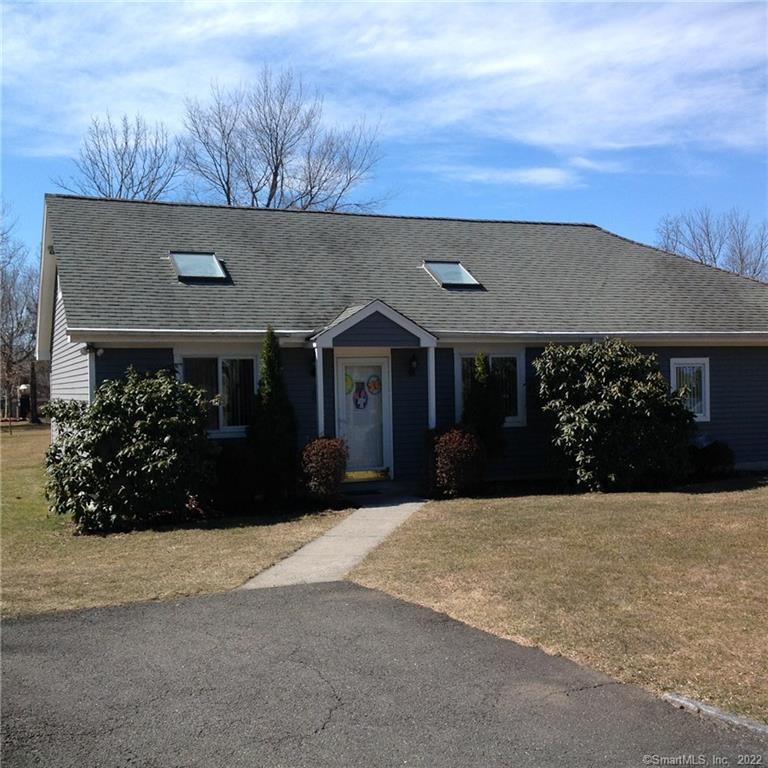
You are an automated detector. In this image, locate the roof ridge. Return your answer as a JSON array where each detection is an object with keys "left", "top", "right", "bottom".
[
  {"left": 44, "top": 193, "right": 599, "bottom": 228},
  {"left": 594, "top": 226, "right": 768, "bottom": 287}
]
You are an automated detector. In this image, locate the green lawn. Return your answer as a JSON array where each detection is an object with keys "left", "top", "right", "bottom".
[
  {"left": 351, "top": 478, "right": 768, "bottom": 723},
  {"left": 1, "top": 424, "right": 347, "bottom": 617}
]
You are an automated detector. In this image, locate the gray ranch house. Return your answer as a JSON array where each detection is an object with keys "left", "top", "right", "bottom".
[{"left": 36, "top": 194, "right": 768, "bottom": 483}]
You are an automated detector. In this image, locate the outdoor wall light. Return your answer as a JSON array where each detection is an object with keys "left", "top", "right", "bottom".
[{"left": 409, "top": 353, "right": 418, "bottom": 376}]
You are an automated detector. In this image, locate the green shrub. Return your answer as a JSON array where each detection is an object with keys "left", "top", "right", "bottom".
[
  {"left": 43, "top": 369, "right": 218, "bottom": 533},
  {"left": 433, "top": 427, "right": 485, "bottom": 497},
  {"left": 461, "top": 352, "right": 505, "bottom": 456},
  {"left": 250, "top": 327, "right": 297, "bottom": 502},
  {"left": 689, "top": 440, "right": 734, "bottom": 479},
  {"left": 533, "top": 338, "right": 694, "bottom": 491},
  {"left": 301, "top": 437, "right": 348, "bottom": 501}
]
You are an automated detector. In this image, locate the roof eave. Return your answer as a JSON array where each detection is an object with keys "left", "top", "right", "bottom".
[{"left": 35, "top": 204, "right": 55, "bottom": 361}]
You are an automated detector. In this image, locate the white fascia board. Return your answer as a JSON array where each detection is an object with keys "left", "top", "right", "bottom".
[
  {"left": 67, "top": 328, "right": 314, "bottom": 345},
  {"left": 312, "top": 299, "right": 437, "bottom": 348},
  {"left": 35, "top": 207, "right": 56, "bottom": 361},
  {"left": 436, "top": 331, "right": 768, "bottom": 346}
]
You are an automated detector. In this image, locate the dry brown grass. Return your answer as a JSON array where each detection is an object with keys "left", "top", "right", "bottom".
[
  {"left": 351, "top": 480, "right": 768, "bottom": 722},
  {"left": 1, "top": 424, "right": 347, "bottom": 617}
]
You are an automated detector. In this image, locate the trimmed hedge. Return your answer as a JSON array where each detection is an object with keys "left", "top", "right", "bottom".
[
  {"left": 302, "top": 437, "right": 348, "bottom": 502},
  {"left": 432, "top": 427, "right": 485, "bottom": 497}
]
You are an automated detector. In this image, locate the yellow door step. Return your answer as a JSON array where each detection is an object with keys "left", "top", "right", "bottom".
[{"left": 343, "top": 469, "right": 390, "bottom": 483}]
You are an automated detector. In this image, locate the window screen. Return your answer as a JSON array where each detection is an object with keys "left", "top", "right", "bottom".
[
  {"left": 461, "top": 355, "right": 519, "bottom": 421},
  {"left": 221, "top": 359, "right": 255, "bottom": 428},
  {"left": 183, "top": 357, "right": 219, "bottom": 429},
  {"left": 491, "top": 356, "right": 518, "bottom": 419},
  {"left": 671, "top": 359, "right": 709, "bottom": 420}
]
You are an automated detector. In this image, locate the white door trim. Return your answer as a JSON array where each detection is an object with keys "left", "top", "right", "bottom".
[{"left": 334, "top": 349, "right": 394, "bottom": 478}]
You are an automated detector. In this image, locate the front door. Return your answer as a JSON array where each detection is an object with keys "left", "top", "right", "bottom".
[{"left": 335, "top": 357, "right": 392, "bottom": 476}]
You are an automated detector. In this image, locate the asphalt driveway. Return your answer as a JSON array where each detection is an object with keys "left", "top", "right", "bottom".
[{"left": 3, "top": 582, "right": 766, "bottom": 767}]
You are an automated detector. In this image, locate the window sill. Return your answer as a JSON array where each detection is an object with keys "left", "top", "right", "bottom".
[{"left": 207, "top": 428, "right": 248, "bottom": 439}]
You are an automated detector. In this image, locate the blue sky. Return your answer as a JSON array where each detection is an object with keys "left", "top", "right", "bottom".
[{"left": 2, "top": 1, "right": 766, "bottom": 262}]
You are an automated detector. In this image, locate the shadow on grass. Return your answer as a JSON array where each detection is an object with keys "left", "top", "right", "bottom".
[
  {"left": 470, "top": 472, "right": 768, "bottom": 501},
  {"left": 77, "top": 498, "right": 353, "bottom": 537},
  {"left": 671, "top": 472, "right": 768, "bottom": 495}
]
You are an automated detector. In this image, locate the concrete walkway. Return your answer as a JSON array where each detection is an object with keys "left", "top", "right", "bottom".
[{"left": 240, "top": 497, "right": 423, "bottom": 589}]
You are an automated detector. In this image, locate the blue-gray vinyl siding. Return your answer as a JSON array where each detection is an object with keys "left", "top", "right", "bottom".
[
  {"left": 644, "top": 346, "right": 768, "bottom": 469},
  {"left": 360, "top": 342, "right": 755, "bottom": 474},
  {"left": 94, "top": 348, "right": 175, "bottom": 389},
  {"left": 488, "top": 345, "right": 768, "bottom": 477},
  {"left": 74, "top": 342, "right": 767, "bottom": 481},
  {"left": 333, "top": 312, "right": 419, "bottom": 347},
  {"left": 282, "top": 343, "right": 768, "bottom": 477},
  {"left": 435, "top": 348, "right": 455, "bottom": 429},
  {"left": 391, "top": 349, "right": 428, "bottom": 480},
  {"left": 281, "top": 347, "right": 318, "bottom": 449},
  {"left": 50, "top": 290, "right": 90, "bottom": 402},
  {"left": 323, "top": 348, "right": 335, "bottom": 438}
]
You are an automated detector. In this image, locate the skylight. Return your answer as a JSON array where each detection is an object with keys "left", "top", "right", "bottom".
[
  {"left": 423, "top": 261, "right": 480, "bottom": 287},
  {"left": 171, "top": 252, "right": 226, "bottom": 279}
]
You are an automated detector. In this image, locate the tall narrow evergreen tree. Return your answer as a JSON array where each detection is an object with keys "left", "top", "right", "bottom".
[{"left": 251, "top": 327, "right": 297, "bottom": 501}]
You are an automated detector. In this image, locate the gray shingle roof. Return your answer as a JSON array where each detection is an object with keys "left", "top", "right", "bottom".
[
  {"left": 46, "top": 194, "right": 768, "bottom": 336},
  {"left": 320, "top": 304, "right": 369, "bottom": 332}
]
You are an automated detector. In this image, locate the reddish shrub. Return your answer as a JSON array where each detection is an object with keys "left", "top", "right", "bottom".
[
  {"left": 302, "top": 438, "right": 348, "bottom": 501},
  {"left": 433, "top": 427, "right": 485, "bottom": 497}
]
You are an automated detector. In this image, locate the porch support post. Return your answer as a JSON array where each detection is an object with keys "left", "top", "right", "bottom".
[
  {"left": 314, "top": 344, "right": 325, "bottom": 436},
  {"left": 427, "top": 345, "right": 436, "bottom": 429}
]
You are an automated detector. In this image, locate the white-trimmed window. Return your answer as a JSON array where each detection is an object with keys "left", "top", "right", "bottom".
[
  {"left": 670, "top": 358, "right": 710, "bottom": 422},
  {"left": 455, "top": 349, "right": 526, "bottom": 427},
  {"left": 183, "top": 357, "right": 256, "bottom": 432}
]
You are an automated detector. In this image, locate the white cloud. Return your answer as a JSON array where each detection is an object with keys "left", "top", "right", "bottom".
[
  {"left": 3, "top": 1, "right": 766, "bottom": 160},
  {"left": 431, "top": 164, "right": 580, "bottom": 188},
  {"left": 567, "top": 157, "right": 626, "bottom": 174}
]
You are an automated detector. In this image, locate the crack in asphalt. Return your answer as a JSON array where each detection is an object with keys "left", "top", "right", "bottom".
[
  {"left": 563, "top": 681, "right": 623, "bottom": 696},
  {"left": 252, "top": 651, "right": 346, "bottom": 750},
  {"left": 286, "top": 650, "right": 344, "bottom": 735},
  {"left": 490, "top": 679, "right": 624, "bottom": 711}
]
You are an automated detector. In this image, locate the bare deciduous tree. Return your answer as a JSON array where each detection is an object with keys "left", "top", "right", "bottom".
[
  {"left": 1, "top": 205, "right": 39, "bottom": 424},
  {"left": 656, "top": 207, "right": 768, "bottom": 281},
  {"left": 55, "top": 112, "right": 182, "bottom": 200},
  {"left": 183, "top": 68, "right": 380, "bottom": 211},
  {"left": 183, "top": 85, "right": 245, "bottom": 205}
]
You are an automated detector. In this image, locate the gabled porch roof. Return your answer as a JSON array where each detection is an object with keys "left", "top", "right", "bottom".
[{"left": 310, "top": 300, "right": 438, "bottom": 349}]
